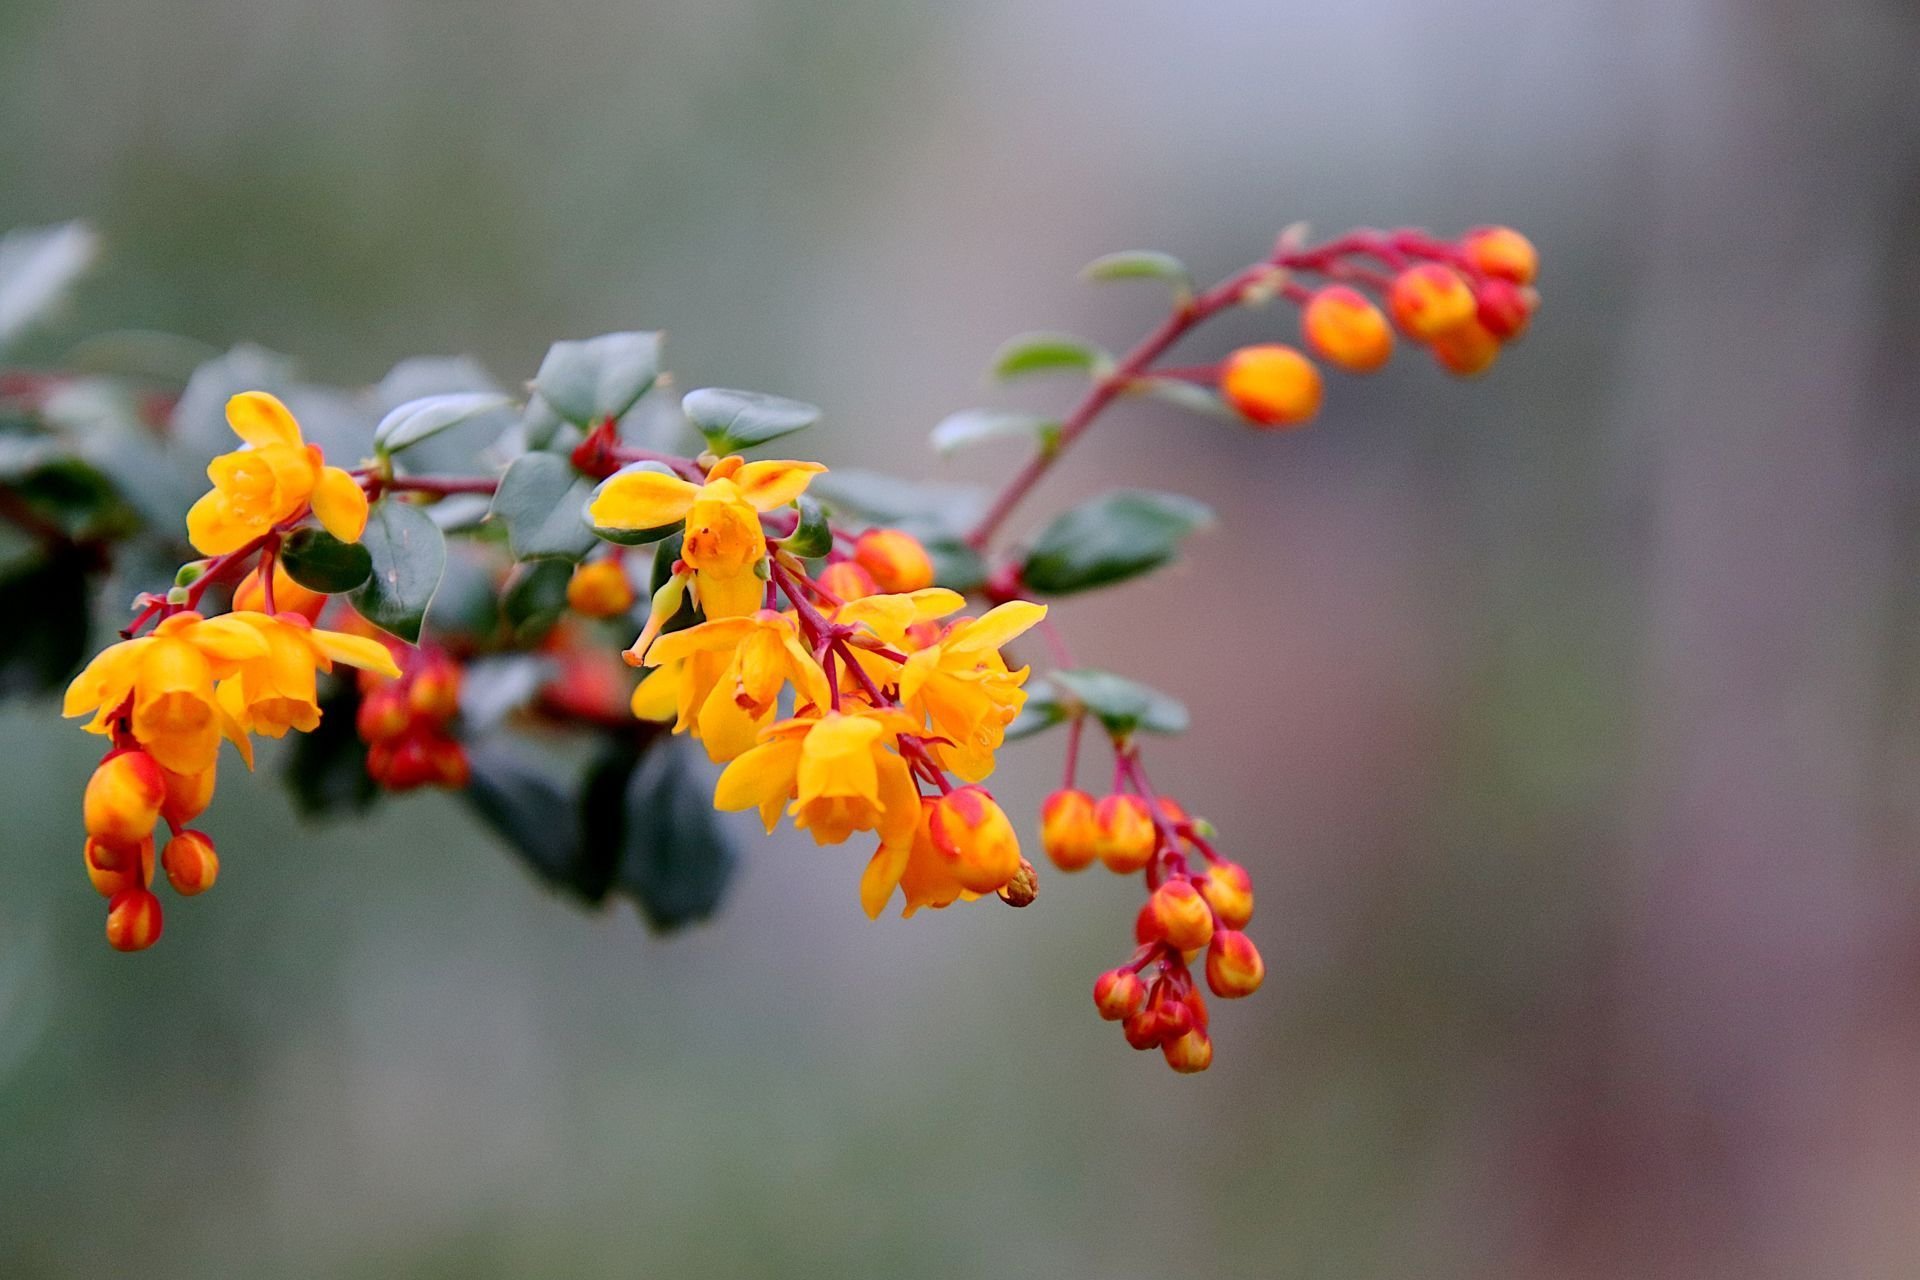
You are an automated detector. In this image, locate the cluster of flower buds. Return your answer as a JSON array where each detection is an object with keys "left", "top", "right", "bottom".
[
  {"left": 80, "top": 745, "right": 219, "bottom": 951},
  {"left": 1045, "top": 781, "right": 1263, "bottom": 1072},
  {"left": 1217, "top": 226, "right": 1540, "bottom": 429},
  {"left": 356, "top": 645, "right": 469, "bottom": 791}
]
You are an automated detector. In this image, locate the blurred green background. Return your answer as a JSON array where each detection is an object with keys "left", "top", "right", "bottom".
[{"left": 4, "top": 1, "right": 1920, "bottom": 1276}]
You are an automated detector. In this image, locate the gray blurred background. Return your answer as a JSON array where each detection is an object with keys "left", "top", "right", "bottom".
[{"left": 4, "top": 0, "right": 1920, "bottom": 1276}]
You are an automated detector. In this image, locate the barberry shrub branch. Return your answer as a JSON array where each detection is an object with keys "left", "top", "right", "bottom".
[{"left": 0, "top": 217, "right": 1538, "bottom": 1073}]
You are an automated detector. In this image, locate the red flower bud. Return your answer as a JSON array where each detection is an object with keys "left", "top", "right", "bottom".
[
  {"left": 853, "top": 529, "right": 936, "bottom": 593},
  {"left": 1039, "top": 788, "right": 1100, "bottom": 872},
  {"left": 1161, "top": 1028, "right": 1214, "bottom": 1074},
  {"left": 106, "top": 887, "right": 163, "bottom": 952},
  {"left": 83, "top": 750, "right": 165, "bottom": 845},
  {"left": 1220, "top": 344, "right": 1323, "bottom": 429},
  {"left": 1093, "top": 968, "right": 1147, "bottom": 1021},
  {"left": 1387, "top": 264, "right": 1476, "bottom": 340},
  {"left": 1461, "top": 226, "right": 1538, "bottom": 285},
  {"left": 161, "top": 830, "right": 220, "bottom": 897},
  {"left": 1093, "top": 794, "right": 1155, "bottom": 874},
  {"left": 1301, "top": 286, "right": 1394, "bottom": 374},
  {"left": 1148, "top": 879, "right": 1215, "bottom": 953},
  {"left": 1205, "top": 930, "right": 1266, "bottom": 999},
  {"left": 1196, "top": 860, "right": 1253, "bottom": 929}
]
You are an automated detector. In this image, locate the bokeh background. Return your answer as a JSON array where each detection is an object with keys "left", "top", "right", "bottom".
[{"left": 4, "top": 0, "right": 1920, "bottom": 1276}]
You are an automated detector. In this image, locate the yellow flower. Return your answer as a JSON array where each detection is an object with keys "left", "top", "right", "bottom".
[
  {"left": 897, "top": 601, "right": 1046, "bottom": 781},
  {"left": 830, "top": 587, "right": 964, "bottom": 695},
  {"left": 641, "top": 610, "right": 831, "bottom": 761},
  {"left": 217, "top": 611, "right": 402, "bottom": 739},
  {"left": 64, "top": 612, "right": 269, "bottom": 773},
  {"left": 713, "top": 707, "right": 921, "bottom": 850},
  {"left": 587, "top": 455, "right": 825, "bottom": 621},
  {"left": 185, "top": 392, "right": 368, "bottom": 555}
]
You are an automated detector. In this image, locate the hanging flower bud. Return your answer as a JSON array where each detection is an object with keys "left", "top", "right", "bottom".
[
  {"left": 158, "top": 763, "right": 216, "bottom": 828},
  {"left": 1474, "top": 278, "right": 1537, "bottom": 342},
  {"left": 1040, "top": 788, "right": 1100, "bottom": 872},
  {"left": 1093, "top": 968, "right": 1148, "bottom": 1021},
  {"left": 1219, "top": 344, "right": 1323, "bottom": 429},
  {"left": 355, "top": 685, "right": 411, "bottom": 744},
  {"left": 1461, "top": 226, "right": 1538, "bottom": 284},
  {"left": 1161, "top": 1028, "right": 1214, "bottom": 1074},
  {"left": 816, "top": 560, "right": 878, "bottom": 603},
  {"left": 566, "top": 559, "right": 636, "bottom": 618},
  {"left": 83, "top": 750, "right": 166, "bottom": 845},
  {"left": 105, "top": 887, "right": 164, "bottom": 952},
  {"left": 84, "top": 836, "right": 153, "bottom": 898},
  {"left": 161, "top": 830, "right": 220, "bottom": 896},
  {"left": 926, "top": 786, "right": 1023, "bottom": 894},
  {"left": 1093, "top": 794, "right": 1156, "bottom": 873},
  {"left": 407, "top": 657, "right": 462, "bottom": 722},
  {"left": 1196, "top": 860, "right": 1253, "bottom": 928},
  {"left": 853, "top": 529, "right": 936, "bottom": 593},
  {"left": 1430, "top": 317, "right": 1501, "bottom": 377},
  {"left": 1387, "top": 264, "right": 1476, "bottom": 339},
  {"left": 1205, "top": 930, "right": 1266, "bottom": 998},
  {"left": 1301, "top": 286, "right": 1394, "bottom": 374},
  {"left": 1148, "top": 879, "right": 1215, "bottom": 952}
]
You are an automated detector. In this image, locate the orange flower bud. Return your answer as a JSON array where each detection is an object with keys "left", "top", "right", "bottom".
[
  {"left": 1161, "top": 1028, "right": 1214, "bottom": 1073},
  {"left": 84, "top": 836, "right": 153, "bottom": 898},
  {"left": 1122, "top": 1009, "right": 1164, "bottom": 1050},
  {"left": 816, "top": 560, "right": 878, "bottom": 603},
  {"left": 926, "top": 785, "right": 1022, "bottom": 893},
  {"left": 1461, "top": 226, "right": 1538, "bottom": 285},
  {"left": 566, "top": 559, "right": 636, "bottom": 618},
  {"left": 83, "top": 750, "right": 165, "bottom": 845},
  {"left": 407, "top": 659, "right": 462, "bottom": 722},
  {"left": 1196, "top": 860, "right": 1253, "bottom": 929},
  {"left": 1206, "top": 929, "right": 1266, "bottom": 998},
  {"left": 1148, "top": 879, "right": 1215, "bottom": 952},
  {"left": 1146, "top": 977, "right": 1195, "bottom": 1042},
  {"left": 105, "top": 887, "right": 163, "bottom": 952},
  {"left": 428, "top": 738, "right": 471, "bottom": 789},
  {"left": 158, "top": 764, "right": 216, "bottom": 827},
  {"left": 1387, "top": 263, "right": 1476, "bottom": 339},
  {"left": 1094, "top": 968, "right": 1148, "bottom": 1021},
  {"left": 853, "top": 529, "right": 936, "bottom": 593},
  {"left": 1040, "top": 788, "right": 1100, "bottom": 872},
  {"left": 1301, "top": 286, "right": 1393, "bottom": 374},
  {"left": 1219, "top": 344, "right": 1323, "bottom": 429},
  {"left": 1093, "top": 794, "right": 1156, "bottom": 874},
  {"left": 161, "top": 829, "right": 220, "bottom": 897},
  {"left": 233, "top": 560, "right": 327, "bottom": 622},
  {"left": 1474, "top": 278, "right": 1537, "bottom": 342},
  {"left": 1430, "top": 317, "right": 1501, "bottom": 377},
  {"left": 355, "top": 686, "right": 412, "bottom": 744}
]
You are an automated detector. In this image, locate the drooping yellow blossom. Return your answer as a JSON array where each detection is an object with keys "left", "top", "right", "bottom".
[
  {"left": 713, "top": 707, "right": 922, "bottom": 847},
  {"left": 64, "top": 612, "right": 270, "bottom": 773},
  {"left": 641, "top": 609, "right": 831, "bottom": 761},
  {"left": 217, "top": 611, "right": 402, "bottom": 739},
  {"left": 185, "top": 392, "right": 369, "bottom": 555},
  {"left": 898, "top": 600, "right": 1047, "bottom": 781},
  {"left": 892, "top": 785, "right": 1024, "bottom": 916},
  {"left": 588, "top": 455, "right": 825, "bottom": 621}
]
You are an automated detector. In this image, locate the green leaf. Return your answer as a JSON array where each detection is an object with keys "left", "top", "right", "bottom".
[
  {"left": 1021, "top": 489, "right": 1213, "bottom": 594},
  {"left": 282, "top": 678, "right": 379, "bottom": 818},
  {"left": 0, "top": 551, "right": 92, "bottom": 697},
  {"left": 990, "top": 332, "right": 1108, "bottom": 381},
  {"left": 929, "top": 409, "right": 1059, "bottom": 456},
  {"left": 587, "top": 461, "right": 686, "bottom": 546},
  {"left": 1135, "top": 376, "right": 1234, "bottom": 420},
  {"left": 1080, "top": 250, "right": 1192, "bottom": 296},
  {"left": 426, "top": 544, "right": 507, "bottom": 645},
  {"left": 501, "top": 558, "right": 572, "bottom": 644},
  {"left": 374, "top": 392, "right": 512, "bottom": 454},
  {"left": 778, "top": 495, "right": 832, "bottom": 558},
  {"left": 0, "top": 454, "right": 140, "bottom": 542},
  {"left": 612, "top": 741, "right": 736, "bottom": 931},
  {"left": 466, "top": 742, "right": 608, "bottom": 902},
  {"left": 490, "top": 451, "right": 598, "bottom": 561},
  {"left": 1050, "top": 668, "right": 1190, "bottom": 736},
  {"left": 0, "top": 222, "right": 98, "bottom": 351},
  {"left": 279, "top": 527, "right": 373, "bottom": 594},
  {"left": 683, "top": 387, "right": 820, "bottom": 454},
  {"left": 531, "top": 331, "right": 662, "bottom": 427},
  {"left": 349, "top": 499, "right": 446, "bottom": 643}
]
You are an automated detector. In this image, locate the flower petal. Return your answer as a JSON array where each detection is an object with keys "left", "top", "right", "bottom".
[
  {"left": 732, "top": 460, "right": 827, "bottom": 512},
  {"left": 309, "top": 627, "right": 402, "bottom": 679},
  {"left": 947, "top": 600, "right": 1047, "bottom": 658},
  {"left": 588, "top": 470, "right": 699, "bottom": 531},
  {"left": 185, "top": 489, "right": 254, "bottom": 556},
  {"left": 713, "top": 737, "right": 803, "bottom": 830},
  {"left": 312, "top": 466, "right": 370, "bottom": 543},
  {"left": 226, "top": 391, "right": 303, "bottom": 448}
]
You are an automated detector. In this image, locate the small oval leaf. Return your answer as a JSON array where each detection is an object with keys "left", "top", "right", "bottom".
[
  {"left": 1021, "top": 489, "right": 1214, "bottom": 595},
  {"left": 532, "top": 331, "right": 662, "bottom": 427},
  {"left": 1050, "top": 668, "right": 1189, "bottom": 736},
  {"left": 279, "top": 527, "right": 373, "bottom": 594},
  {"left": 929, "top": 409, "right": 1060, "bottom": 455},
  {"left": 684, "top": 387, "right": 820, "bottom": 454},
  {"left": 349, "top": 499, "right": 446, "bottom": 643},
  {"left": 374, "top": 392, "right": 512, "bottom": 454},
  {"left": 1080, "top": 250, "right": 1192, "bottom": 296},
  {"left": 778, "top": 495, "right": 833, "bottom": 558},
  {"left": 989, "top": 332, "right": 1108, "bottom": 381},
  {"left": 490, "top": 452, "right": 599, "bottom": 561}
]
